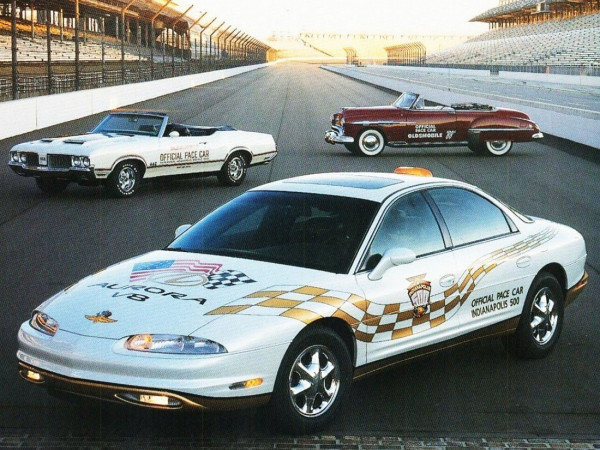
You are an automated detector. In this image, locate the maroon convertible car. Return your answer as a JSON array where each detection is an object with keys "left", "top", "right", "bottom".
[{"left": 325, "top": 92, "right": 543, "bottom": 157}]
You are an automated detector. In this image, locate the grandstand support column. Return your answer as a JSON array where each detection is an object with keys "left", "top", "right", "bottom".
[
  {"left": 45, "top": 0, "right": 51, "bottom": 95},
  {"left": 10, "top": 0, "right": 17, "bottom": 99},
  {"left": 150, "top": 0, "right": 173, "bottom": 81},
  {"left": 74, "top": 0, "right": 80, "bottom": 91},
  {"left": 59, "top": 8, "right": 63, "bottom": 41},
  {"left": 120, "top": 0, "right": 136, "bottom": 84}
]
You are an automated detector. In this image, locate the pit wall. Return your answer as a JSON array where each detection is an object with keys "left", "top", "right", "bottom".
[{"left": 2, "top": 63, "right": 273, "bottom": 141}]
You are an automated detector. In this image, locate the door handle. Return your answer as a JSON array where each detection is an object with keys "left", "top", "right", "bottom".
[{"left": 440, "top": 274, "right": 455, "bottom": 287}]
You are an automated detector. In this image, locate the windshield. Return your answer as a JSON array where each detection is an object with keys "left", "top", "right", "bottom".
[
  {"left": 92, "top": 114, "right": 164, "bottom": 136},
  {"left": 167, "top": 191, "right": 380, "bottom": 273},
  {"left": 393, "top": 92, "right": 418, "bottom": 109}
]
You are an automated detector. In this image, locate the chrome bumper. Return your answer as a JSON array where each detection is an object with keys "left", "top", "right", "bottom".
[
  {"left": 532, "top": 132, "right": 544, "bottom": 139},
  {"left": 325, "top": 126, "right": 354, "bottom": 145}
]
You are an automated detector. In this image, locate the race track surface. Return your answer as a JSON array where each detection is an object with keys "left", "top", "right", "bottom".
[{"left": 1, "top": 62, "right": 598, "bottom": 446}]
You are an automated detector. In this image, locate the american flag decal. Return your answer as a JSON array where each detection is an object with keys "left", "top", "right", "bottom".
[
  {"left": 130, "top": 260, "right": 222, "bottom": 282},
  {"left": 129, "top": 260, "right": 255, "bottom": 289}
]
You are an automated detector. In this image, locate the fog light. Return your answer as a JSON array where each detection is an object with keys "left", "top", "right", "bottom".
[
  {"left": 117, "top": 392, "right": 182, "bottom": 408},
  {"left": 229, "top": 378, "right": 263, "bottom": 390},
  {"left": 20, "top": 369, "right": 44, "bottom": 383}
]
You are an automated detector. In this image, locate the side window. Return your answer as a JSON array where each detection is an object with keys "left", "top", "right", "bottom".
[
  {"left": 428, "top": 188, "right": 512, "bottom": 247},
  {"left": 363, "top": 192, "right": 445, "bottom": 269}
]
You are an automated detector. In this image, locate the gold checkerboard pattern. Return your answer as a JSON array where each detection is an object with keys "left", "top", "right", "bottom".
[{"left": 207, "top": 227, "right": 557, "bottom": 343}]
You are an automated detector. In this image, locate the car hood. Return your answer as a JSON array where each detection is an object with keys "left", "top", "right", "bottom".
[
  {"left": 39, "top": 250, "right": 337, "bottom": 339},
  {"left": 12, "top": 133, "right": 141, "bottom": 155}
]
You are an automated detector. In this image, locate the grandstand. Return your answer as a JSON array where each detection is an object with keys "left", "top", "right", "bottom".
[
  {"left": 0, "top": 0, "right": 270, "bottom": 100},
  {"left": 425, "top": 0, "right": 600, "bottom": 71}
]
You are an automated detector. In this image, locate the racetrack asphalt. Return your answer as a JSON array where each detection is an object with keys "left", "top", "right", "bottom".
[{"left": 1, "top": 62, "right": 599, "bottom": 448}]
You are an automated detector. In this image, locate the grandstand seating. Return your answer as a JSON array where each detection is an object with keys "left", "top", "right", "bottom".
[{"left": 426, "top": 12, "right": 600, "bottom": 67}]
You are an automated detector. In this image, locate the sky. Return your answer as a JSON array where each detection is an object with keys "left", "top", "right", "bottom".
[{"left": 175, "top": 0, "right": 500, "bottom": 41}]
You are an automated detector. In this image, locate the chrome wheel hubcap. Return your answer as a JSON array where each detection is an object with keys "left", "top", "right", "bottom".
[
  {"left": 362, "top": 134, "right": 381, "bottom": 152},
  {"left": 228, "top": 157, "right": 244, "bottom": 180},
  {"left": 529, "top": 287, "right": 558, "bottom": 345},
  {"left": 118, "top": 167, "right": 136, "bottom": 192},
  {"left": 288, "top": 345, "right": 340, "bottom": 418}
]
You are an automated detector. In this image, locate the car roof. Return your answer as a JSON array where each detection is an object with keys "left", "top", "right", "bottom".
[{"left": 253, "top": 172, "right": 468, "bottom": 202}]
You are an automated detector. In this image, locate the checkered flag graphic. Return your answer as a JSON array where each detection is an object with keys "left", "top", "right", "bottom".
[{"left": 203, "top": 270, "right": 256, "bottom": 290}]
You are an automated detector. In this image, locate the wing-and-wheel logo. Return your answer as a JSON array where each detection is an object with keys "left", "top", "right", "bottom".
[
  {"left": 407, "top": 274, "right": 431, "bottom": 318},
  {"left": 85, "top": 310, "right": 117, "bottom": 323}
]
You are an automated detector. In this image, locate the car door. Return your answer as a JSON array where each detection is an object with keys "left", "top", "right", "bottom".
[
  {"left": 405, "top": 101, "right": 459, "bottom": 145},
  {"left": 354, "top": 191, "right": 460, "bottom": 363},
  {"left": 424, "top": 187, "right": 532, "bottom": 332},
  {"left": 153, "top": 127, "right": 212, "bottom": 176}
]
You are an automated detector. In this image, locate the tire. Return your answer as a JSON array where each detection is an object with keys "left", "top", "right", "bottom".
[
  {"left": 106, "top": 161, "right": 142, "bottom": 198},
  {"left": 343, "top": 143, "right": 359, "bottom": 155},
  {"left": 356, "top": 129, "right": 385, "bottom": 157},
  {"left": 512, "top": 272, "right": 564, "bottom": 359},
  {"left": 35, "top": 178, "right": 69, "bottom": 194},
  {"left": 217, "top": 153, "right": 247, "bottom": 186},
  {"left": 270, "top": 326, "right": 352, "bottom": 434},
  {"left": 481, "top": 140, "right": 513, "bottom": 156}
]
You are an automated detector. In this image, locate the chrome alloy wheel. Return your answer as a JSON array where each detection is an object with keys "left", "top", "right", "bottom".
[
  {"left": 227, "top": 156, "right": 245, "bottom": 181},
  {"left": 117, "top": 166, "right": 136, "bottom": 193},
  {"left": 529, "top": 287, "right": 558, "bottom": 345},
  {"left": 288, "top": 344, "right": 341, "bottom": 418}
]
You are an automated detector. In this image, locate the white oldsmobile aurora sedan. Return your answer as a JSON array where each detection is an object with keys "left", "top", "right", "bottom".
[
  {"left": 8, "top": 111, "right": 277, "bottom": 197},
  {"left": 18, "top": 169, "right": 588, "bottom": 433}
]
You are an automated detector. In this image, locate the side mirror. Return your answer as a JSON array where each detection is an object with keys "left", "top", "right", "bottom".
[
  {"left": 169, "top": 130, "right": 180, "bottom": 138},
  {"left": 368, "top": 248, "right": 416, "bottom": 281},
  {"left": 175, "top": 224, "right": 192, "bottom": 238}
]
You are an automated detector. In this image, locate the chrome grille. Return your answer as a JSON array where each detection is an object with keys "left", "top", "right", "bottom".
[{"left": 48, "top": 154, "right": 71, "bottom": 169}]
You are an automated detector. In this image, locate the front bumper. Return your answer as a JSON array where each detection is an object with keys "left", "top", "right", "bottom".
[
  {"left": 325, "top": 126, "right": 354, "bottom": 145},
  {"left": 17, "top": 322, "right": 284, "bottom": 410},
  {"left": 8, "top": 161, "right": 98, "bottom": 183}
]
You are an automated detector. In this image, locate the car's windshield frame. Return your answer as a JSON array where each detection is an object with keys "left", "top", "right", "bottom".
[
  {"left": 167, "top": 190, "right": 380, "bottom": 274},
  {"left": 91, "top": 113, "right": 167, "bottom": 137}
]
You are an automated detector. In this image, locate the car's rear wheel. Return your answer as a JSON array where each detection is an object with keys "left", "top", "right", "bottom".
[
  {"left": 106, "top": 161, "right": 142, "bottom": 198},
  {"left": 482, "top": 140, "right": 513, "bottom": 156},
  {"left": 511, "top": 272, "right": 564, "bottom": 359},
  {"left": 270, "top": 326, "right": 352, "bottom": 434},
  {"left": 356, "top": 129, "right": 385, "bottom": 157},
  {"left": 217, "top": 153, "right": 247, "bottom": 186},
  {"left": 35, "top": 178, "right": 69, "bottom": 194}
]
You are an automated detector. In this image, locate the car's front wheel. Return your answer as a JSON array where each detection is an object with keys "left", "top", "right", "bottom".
[
  {"left": 356, "top": 129, "right": 385, "bottom": 156},
  {"left": 217, "top": 153, "right": 247, "bottom": 186},
  {"left": 482, "top": 140, "right": 513, "bottom": 156},
  {"left": 270, "top": 326, "right": 352, "bottom": 434},
  {"left": 511, "top": 272, "right": 564, "bottom": 359},
  {"left": 35, "top": 178, "right": 69, "bottom": 194},
  {"left": 106, "top": 161, "right": 142, "bottom": 198}
]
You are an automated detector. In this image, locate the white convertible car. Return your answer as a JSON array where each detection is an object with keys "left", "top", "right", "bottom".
[
  {"left": 17, "top": 169, "right": 588, "bottom": 433},
  {"left": 8, "top": 111, "right": 277, "bottom": 197}
]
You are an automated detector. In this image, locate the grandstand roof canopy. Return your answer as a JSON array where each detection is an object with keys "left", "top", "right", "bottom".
[
  {"left": 7, "top": 0, "right": 203, "bottom": 33},
  {"left": 471, "top": 0, "right": 588, "bottom": 22}
]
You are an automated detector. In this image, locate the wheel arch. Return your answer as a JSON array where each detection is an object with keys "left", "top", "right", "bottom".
[
  {"left": 225, "top": 147, "right": 253, "bottom": 166},
  {"left": 536, "top": 263, "right": 568, "bottom": 294},
  {"left": 303, "top": 317, "right": 357, "bottom": 368},
  {"left": 110, "top": 156, "right": 147, "bottom": 177}
]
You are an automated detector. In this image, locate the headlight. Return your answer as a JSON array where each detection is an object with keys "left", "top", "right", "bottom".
[
  {"left": 125, "top": 334, "right": 227, "bottom": 354},
  {"left": 71, "top": 156, "right": 82, "bottom": 167},
  {"left": 82, "top": 157, "right": 90, "bottom": 167},
  {"left": 19, "top": 153, "right": 27, "bottom": 163},
  {"left": 10, "top": 152, "right": 18, "bottom": 162},
  {"left": 30, "top": 311, "right": 59, "bottom": 336}
]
